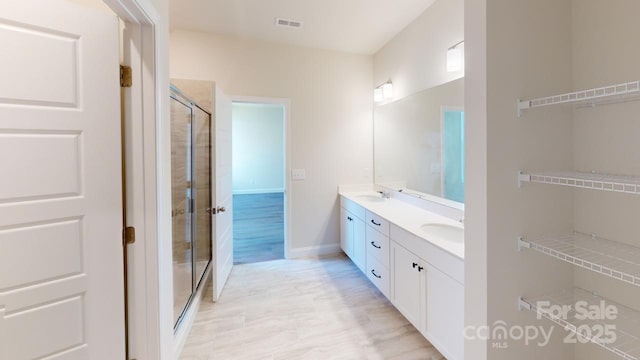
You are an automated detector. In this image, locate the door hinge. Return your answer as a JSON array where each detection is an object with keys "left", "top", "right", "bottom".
[
  {"left": 120, "top": 65, "right": 132, "bottom": 88},
  {"left": 123, "top": 226, "right": 136, "bottom": 245}
]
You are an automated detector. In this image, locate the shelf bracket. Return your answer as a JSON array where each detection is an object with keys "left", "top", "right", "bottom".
[
  {"left": 517, "top": 99, "right": 530, "bottom": 117},
  {"left": 517, "top": 237, "right": 530, "bottom": 252},
  {"left": 518, "top": 297, "right": 532, "bottom": 311},
  {"left": 518, "top": 171, "right": 531, "bottom": 188}
]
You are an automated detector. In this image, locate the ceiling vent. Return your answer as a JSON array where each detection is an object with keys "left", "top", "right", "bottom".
[{"left": 275, "top": 17, "right": 303, "bottom": 29}]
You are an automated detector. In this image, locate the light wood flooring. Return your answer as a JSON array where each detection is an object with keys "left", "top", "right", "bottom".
[
  {"left": 233, "top": 193, "right": 285, "bottom": 265},
  {"left": 179, "top": 255, "right": 445, "bottom": 360}
]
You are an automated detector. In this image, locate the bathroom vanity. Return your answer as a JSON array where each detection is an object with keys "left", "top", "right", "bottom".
[{"left": 339, "top": 189, "right": 464, "bottom": 360}]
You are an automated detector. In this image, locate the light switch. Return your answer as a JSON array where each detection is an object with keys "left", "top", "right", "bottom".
[{"left": 292, "top": 169, "right": 306, "bottom": 181}]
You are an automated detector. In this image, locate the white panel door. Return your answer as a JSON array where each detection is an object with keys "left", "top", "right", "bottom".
[
  {"left": 0, "top": 1, "right": 124, "bottom": 359},
  {"left": 213, "top": 86, "right": 233, "bottom": 301}
]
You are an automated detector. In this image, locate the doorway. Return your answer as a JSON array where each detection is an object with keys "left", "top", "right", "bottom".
[
  {"left": 441, "top": 107, "right": 465, "bottom": 203},
  {"left": 231, "top": 100, "right": 288, "bottom": 264}
]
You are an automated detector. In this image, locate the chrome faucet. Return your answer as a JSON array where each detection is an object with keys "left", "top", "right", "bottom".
[{"left": 377, "top": 190, "right": 390, "bottom": 199}]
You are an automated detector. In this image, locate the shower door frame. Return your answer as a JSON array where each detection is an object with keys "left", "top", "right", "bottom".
[{"left": 169, "top": 86, "right": 213, "bottom": 330}]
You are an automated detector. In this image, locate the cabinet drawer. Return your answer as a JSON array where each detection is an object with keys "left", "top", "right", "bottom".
[
  {"left": 366, "top": 255, "right": 390, "bottom": 298},
  {"left": 366, "top": 210, "right": 389, "bottom": 236},
  {"left": 366, "top": 225, "right": 389, "bottom": 267}
]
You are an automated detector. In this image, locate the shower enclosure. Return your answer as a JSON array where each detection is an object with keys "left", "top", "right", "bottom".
[{"left": 170, "top": 85, "right": 212, "bottom": 328}]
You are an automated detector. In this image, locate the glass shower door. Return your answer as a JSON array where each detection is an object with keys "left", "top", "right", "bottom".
[
  {"left": 170, "top": 95, "right": 193, "bottom": 327},
  {"left": 192, "top": 105, "right": 212, "bottom": 288}
]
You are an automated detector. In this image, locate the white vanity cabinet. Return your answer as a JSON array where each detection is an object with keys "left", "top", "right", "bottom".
[
  {"left": 340, "top": 198, "right": 366, "bottom": 273},
  {"left": 390, "top": 224, "right": 464, "bottom": 360},
  {"left": 338, "top": 194, "right": 464, "bottom": 360}
]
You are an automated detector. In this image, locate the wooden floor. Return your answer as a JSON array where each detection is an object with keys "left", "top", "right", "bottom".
[
  {"left": 233, "top": 193, "right": 285, "bottom": 265},
  {"left": 179, "top": 255, "right": 445, "bottom": 360}
]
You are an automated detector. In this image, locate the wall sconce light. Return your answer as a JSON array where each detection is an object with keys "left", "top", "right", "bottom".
[
  {"left": 382, "top": 81, "right": 393, "bottom": 99},
  {"left": 374, "top": 80, "right": 393, "bottom": 103},
  {"left": 374, "top": 87, "right": 383, "bottom": 102},
  {"left": 447, "top": 40, "right": 464, "bottom": 73}
]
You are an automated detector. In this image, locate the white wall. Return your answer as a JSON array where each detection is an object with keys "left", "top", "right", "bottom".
[
  {"left": 232, "top": 103, "right": 285, "bottom": 194},
  {"left": 373, "top": 0, "right": 464, "bottom": 100},
  {"left": 469, "top": 0, "right": 577, "bottom": 359},
  {"left": 170, "top": 30, "right": 373, "bottom": 253},
  {"left": 463, "top": 0, "right": 487, "bottom": 358}
]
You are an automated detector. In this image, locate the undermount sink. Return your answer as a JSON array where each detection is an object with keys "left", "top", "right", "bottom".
[
  {"left": 420, "top": 223, "right": 464, "bottom": 243},
  {"left": 355, "top": 194, "right": 387, "bottom": 203}
]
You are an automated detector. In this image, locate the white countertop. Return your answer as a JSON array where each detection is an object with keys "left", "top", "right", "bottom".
[{"left": 339, "top": 190, "right": 464, "bottom": 260}]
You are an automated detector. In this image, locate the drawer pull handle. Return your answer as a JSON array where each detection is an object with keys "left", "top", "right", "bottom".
[
  {"left": 412, "top": 262, "right": 418, "bottom": 268},
  {"left": 371, "top": 219, "right": 381, "bottom": 226},
  {"left": 371, "top": 269, "right": 382, "bottom": 279},
  {"left": 371, "top": 241, "right": 381, "bottom": 249}
]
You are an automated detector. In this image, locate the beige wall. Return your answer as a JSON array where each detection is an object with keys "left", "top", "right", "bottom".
[
  {"left": 373, "top": 0, "right": 464, "bottom": 100},
  {"left": 170, "top": 30, "right": 373, "bottom": 253}
]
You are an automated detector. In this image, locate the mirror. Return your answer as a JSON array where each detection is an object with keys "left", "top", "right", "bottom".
[{"left": 374, "top": 78, "right": 465, "bottom": 205}]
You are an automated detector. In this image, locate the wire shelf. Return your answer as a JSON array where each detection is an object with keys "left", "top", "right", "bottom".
[
  {"left": 519, "top": 232, "right": 640, "bottom": 287},
  {"left": 520, "top": 288, "right": 640, "bottom": 360},
  {"left": 517, "top": 81, "right": 640, "bottom": 117},
  {"left": 519, "top": 171, "right": 640, "bottom": 195}
]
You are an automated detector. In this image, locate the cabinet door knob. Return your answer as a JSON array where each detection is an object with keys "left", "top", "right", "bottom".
[
  {"left": 371, "top": 241, "right": 381, "bottom": 249},
  {"left": 371, "top": 269, "right": 382, "bottom": 279},
  {"left": 412, "top": 262, "right": 418, "bottom": 268},
  {"left": 418, "top": 266, "right": 424, "bottom": 272}
]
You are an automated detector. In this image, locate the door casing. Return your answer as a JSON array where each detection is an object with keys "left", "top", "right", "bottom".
[{"left": 101, "top": 0, "right": 173, "bottom": 359}]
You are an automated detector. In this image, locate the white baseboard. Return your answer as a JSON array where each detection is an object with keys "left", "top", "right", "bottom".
[
  {"left": 287, "top": 243, "right": 342, "bottom": 259},
  {"left": 232, "top": 188, "right": 285, "bottom": 195},
  {"left": 173, "top": 265, "right": 212, "bottom": 359}
]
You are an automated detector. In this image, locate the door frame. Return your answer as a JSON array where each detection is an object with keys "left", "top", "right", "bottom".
[
  {"left": 229, "top": 95, "right": 292, "bottom": 259},
  {"left": 101, "top": 0, "right": 172, "bottom": 359}
]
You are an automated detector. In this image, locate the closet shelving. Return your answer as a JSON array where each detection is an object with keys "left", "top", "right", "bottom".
[
  {"left": 518, "top": 232, "right": 640, "bottom": 287},
  {"left": 519, "top": 288, "right": 640, "bottom": 360},
  {"left": 518, "top": 79, "right": 640, "bottom": 359},
  {"left": 518, "top": 171, "right": 640, "bottom": 195},
  {"left": 517, "top": 80, "right": 640, "bottom": 117}
]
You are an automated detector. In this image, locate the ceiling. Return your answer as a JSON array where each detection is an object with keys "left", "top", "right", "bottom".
[{"left": 169, "top": 0, "right": 437, "bottom": 55}]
